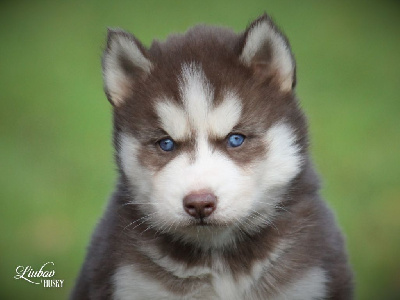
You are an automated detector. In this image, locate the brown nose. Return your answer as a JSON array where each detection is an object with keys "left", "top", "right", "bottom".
[{"left": 183, "top": 192, "right": 217, "bottom": 219}]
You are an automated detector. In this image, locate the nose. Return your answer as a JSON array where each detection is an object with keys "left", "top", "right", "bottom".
[{"left": 183, "top": 192, "right": 217, "bottom": 219}]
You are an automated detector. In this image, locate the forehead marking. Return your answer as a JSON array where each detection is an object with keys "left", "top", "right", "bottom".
[
  {"left": 179, "top": 63, "right": 214, "bottom": 135},
  {"left": 156, "top": 63, "right": 243, "bottom": 142}
]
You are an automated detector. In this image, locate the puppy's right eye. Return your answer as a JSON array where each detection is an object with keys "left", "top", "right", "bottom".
[{"left": 158, "top": 138, "right": 175, "bottom": 152}]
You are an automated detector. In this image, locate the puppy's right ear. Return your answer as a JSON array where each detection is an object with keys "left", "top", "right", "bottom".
[{"left": 102, "top": 29, "right": 153, "bottom": 106}]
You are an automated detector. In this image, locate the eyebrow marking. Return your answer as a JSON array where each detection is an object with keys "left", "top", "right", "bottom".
[
  {"left": 155, "top": 100, "right": 191, "bottom": 141},
  {"left": 208, "top": 91, "right": 242, "bottom": 138}
]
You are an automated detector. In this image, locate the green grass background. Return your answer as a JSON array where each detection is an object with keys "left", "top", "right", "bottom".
[{"left": 1, "top": 0, "right": 399, "bottom": 299}]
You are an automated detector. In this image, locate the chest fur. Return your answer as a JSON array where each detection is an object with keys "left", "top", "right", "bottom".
[{"left": 112, "top": 259, "right": 327, "bottom": 300}]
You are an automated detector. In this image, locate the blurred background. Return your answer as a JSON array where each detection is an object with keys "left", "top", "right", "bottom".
[{"left": 1, "top": 0, "right": 399, "bottom": 299}]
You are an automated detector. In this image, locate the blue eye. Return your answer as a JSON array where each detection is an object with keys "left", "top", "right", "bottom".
[
  {"left": 158, "top": 138, "right": 175, "bottom": 152},
  {"left": 228, "top": 134, "right": 245, "bottom": 148}
]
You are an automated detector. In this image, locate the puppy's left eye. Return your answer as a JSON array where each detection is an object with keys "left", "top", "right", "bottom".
[
  {"left": 158, "top": 138, "right": 175, "bottom": 151},
  {"left": 227, "top": 134, "right": 245, "bottom": 148}
]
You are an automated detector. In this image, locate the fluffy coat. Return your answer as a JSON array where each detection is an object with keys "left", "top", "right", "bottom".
[{"left": 71, "top": 14, "right": 353, "bottom": 299}]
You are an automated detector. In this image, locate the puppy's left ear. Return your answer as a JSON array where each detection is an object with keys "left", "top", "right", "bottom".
[{"left": 240, "top": 14, "right": 296, "bottom": 91}]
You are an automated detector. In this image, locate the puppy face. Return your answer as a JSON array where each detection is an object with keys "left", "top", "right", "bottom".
[{"left": 103, "top": 15, "right": 307, "bottom": 243}]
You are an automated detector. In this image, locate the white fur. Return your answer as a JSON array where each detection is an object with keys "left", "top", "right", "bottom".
[
  {"left": 155, "top": 100, "right": 191, "bottom": 140},
  {"left": 113, "top": 265, "right": 165, "bottom": 300},
  {"left": 119, "top": 133, "right": 153, "bottom": 199},
  {"left": 212, "top": 273, "right": 244, "bottom": 300},
  {"left": 103, "top": 32, "right": 153, "bottom": 106},
  {"left": 240, "top": 20, "right": 294, "bottom": 91},
  {"left": 274, "top": 267, "right": 327, "bottom": 300},
  {"left": 208, "top": 91, "right": 242, "bottom": 138},
  {"left": 179, "top": 63, "right": 213, "bottom": 136},
  {"left": 150, "top": 142, "right": 257, "bottom": 237},
  {"left": 259, "top": 122, "right": 302, "bottom": 190}
]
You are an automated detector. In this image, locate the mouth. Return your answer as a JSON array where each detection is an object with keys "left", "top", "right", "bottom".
[
  {"left": 197, "top": 219, "right": 212, "bottom": 226},
  {"left": 187, "top": 218, "right": 227, "bottom": 228}
]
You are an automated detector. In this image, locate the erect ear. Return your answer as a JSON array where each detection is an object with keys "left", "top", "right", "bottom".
[
  {"left": 240, "top": 14, "right": 296, "bottom": 91},
  {"left": 102, "top": 29, "right": 153, "bottom": 106}
]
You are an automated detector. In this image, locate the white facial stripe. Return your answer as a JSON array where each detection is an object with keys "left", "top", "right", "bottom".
[
  {"left": 120, "top": 133, "right": 140, "bottom": 178},
  {"left": 260, "top": 122, "right": 302, "bottom": 189},
  {"left": 179, "top": 63, "right": 214, "bottom": 135},
  {"left": 208, "top": 92, "right": 242, "bottom": 138},
  {"left": 155, "top": 101, "right": 191, "bottom": 140},
  {"left": 120, "top": 133, "right": 153, "bottom": 198}
]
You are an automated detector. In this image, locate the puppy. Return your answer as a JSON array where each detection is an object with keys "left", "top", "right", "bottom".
[{"left": 71, "top": 14, "right": 353, "bottom": 299}]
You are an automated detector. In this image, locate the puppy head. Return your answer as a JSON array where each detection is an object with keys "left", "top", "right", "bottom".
[{"left": 102, "top": 15, "right": 307, "bottom": 245}]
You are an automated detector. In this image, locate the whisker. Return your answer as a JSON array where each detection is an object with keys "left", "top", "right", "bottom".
[
  {"left": 140, "top": 223, "right": 156, "bottom": 235},
  {"left": 249, "top": 209, "right": 279, "bottom": 232},
  {"left": 232, "top": 216, "right": 247, "bottom": 238},
  {"left": 122, "top": 212, "right": 157, "bottom": 232},
  {"left": 155, "top": 220, "right": 169, "bottom": 236}
]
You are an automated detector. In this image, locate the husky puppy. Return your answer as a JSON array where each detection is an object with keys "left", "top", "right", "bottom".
[{"left": 71, "top": 14, "right": 353, "bottom": 300}]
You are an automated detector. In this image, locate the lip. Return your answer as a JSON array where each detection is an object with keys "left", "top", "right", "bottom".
[
  {"left": 189, "top": 219, "right": 227, "bottom": 227},
  {"left": 197, "top": 221, "right": 211, "bottom": 226}
]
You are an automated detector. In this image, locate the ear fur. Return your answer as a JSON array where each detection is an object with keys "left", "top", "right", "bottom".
[
  {"left": 240, "top": 14, "right": 296, "bottom": 91},
  {"left": 102, "top": 29, "right": 153, "bottom": 106}
]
